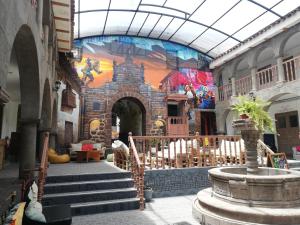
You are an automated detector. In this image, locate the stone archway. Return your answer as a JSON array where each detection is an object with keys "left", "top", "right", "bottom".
[
  {"left": 105, "top": 91, "right": 151, "bottom": 146},
  {"left": 8, "top": 24, "right": 40, "bottom": 177}
]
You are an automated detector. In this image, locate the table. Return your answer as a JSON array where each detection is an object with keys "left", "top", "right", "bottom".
[{"left": 76, "top": 150, "right": 101, "bottom": 162}]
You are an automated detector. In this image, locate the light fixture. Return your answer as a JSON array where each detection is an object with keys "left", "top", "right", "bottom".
[
  {"left": 248, "top": 91, "right": 256, "bottom": 101},
  {"left": 53, "top": 80, "right": 61, "bottom": 92},
  {"left": 71, "top": 47, "right": 82, "bottom": 62}
]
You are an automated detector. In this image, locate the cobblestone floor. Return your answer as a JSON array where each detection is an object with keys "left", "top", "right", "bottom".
[{"left": 72, "top": 195, "right": 199, "bottom": 225}]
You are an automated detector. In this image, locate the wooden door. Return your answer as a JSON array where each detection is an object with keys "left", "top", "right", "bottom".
[
  {"left": 64, "top": 121, "right": 73, "bottom": 147},
  {"left": 275, "top": 111, "right": 300, "bottom": 157}
]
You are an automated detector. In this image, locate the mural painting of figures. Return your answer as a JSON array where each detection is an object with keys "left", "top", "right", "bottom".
[{"left": 74, "top": 36, "right": 215, "bottom": 109}]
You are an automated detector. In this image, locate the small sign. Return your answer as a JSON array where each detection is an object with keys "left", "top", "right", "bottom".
[{"left": 267, "top": 152, "right": 289, "bottom": 169}]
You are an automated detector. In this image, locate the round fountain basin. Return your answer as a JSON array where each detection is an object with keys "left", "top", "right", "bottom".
[{"left": 209, "top": 167, "right": 300, "bottom": 207}]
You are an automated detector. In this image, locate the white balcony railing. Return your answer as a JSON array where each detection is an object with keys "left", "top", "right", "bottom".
[
  {"left": 283, "top": 55, "right": 300, "bottom": 82},
  {"left": 218, "top": 84, "right": 232, "bottom": 101},
  {"left": 256, "top": 65, "right": 278, "bottom": 90},
  {"left": 235, "top": 75, "right": 252, "bottom": 96}
]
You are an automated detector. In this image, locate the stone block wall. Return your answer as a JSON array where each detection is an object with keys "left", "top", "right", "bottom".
[{"left": 144, "top": 167, "right": 211, "bottom": 197}]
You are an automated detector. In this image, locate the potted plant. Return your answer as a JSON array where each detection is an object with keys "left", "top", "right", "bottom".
[
  {"left": 231, "top": 95, "right": 274, "bottom": 132},
  {"left": 144, "top": 185, "right": 153, "bottom": 202}
]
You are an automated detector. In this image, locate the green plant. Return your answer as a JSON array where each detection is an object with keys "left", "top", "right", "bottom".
[{"left": 231, "top": 95, "right": 274, "bottom": 132}]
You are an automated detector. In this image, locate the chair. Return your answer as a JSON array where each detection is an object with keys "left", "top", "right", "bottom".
[{"left": 292, "top": 146, "right": 300, "bottom": 160}]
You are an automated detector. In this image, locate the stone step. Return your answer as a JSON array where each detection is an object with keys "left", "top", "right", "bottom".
[
  {"left": 43, "top": 188, "right": 137, "bottom": 206},
  {"left": 287, "top": 160, "right": 300, "bottom": 168},
  {"left": 44, "top": 178, "right": 134, "bottom": 194},
  {"left": 71, "top": 198, "right": 140, "bottom": 216},
  {"left": 46, "top": 172, "right": 131, "bottom": 183}
]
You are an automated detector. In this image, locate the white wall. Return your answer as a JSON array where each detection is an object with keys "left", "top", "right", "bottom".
[
  {"left": 225, "top": 110, "right": 237, "bottom": 135},
  {"left": 57, "top": 82, "right": 80, "bottom": 145},
  {"left": 1, "top": 101, "right": 19, "bottom": 138}
]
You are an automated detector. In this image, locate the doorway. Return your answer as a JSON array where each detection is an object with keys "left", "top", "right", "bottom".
[
  {"left": 112, "top": 97, "right": 146, "bottom": 145},
  {"left": 200, "top": 111, "right": 217, "bottom": 135},
  {"left": 275, "top": 111, "right": 300, "bottom": 157},
  {"left": 64, "top": 121, "right": 73, "bottom": 147}
]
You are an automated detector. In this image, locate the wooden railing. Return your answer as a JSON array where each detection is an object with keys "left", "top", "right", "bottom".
[
  {"left": 235, "top": 75, "right": 252, "bottom": 96},
  {"left": 283, "top": 55, "right": 300, "bottom": 82},
  {"left": 256, "top": 65, "right": 278, "bottom": 90},
  {"left": 167, "top": 116, "right": 188, "bottom": 136},
  {"left": 218, "top": 84, "right": 232, "bottom": 101},
  {"left": 257, "top": 139, "right": 275, "bottom": 167},
  {"left": 38, "top": 132, "right": 49, "bottom": 202},
  {"left": 128, "top": 132, "right": 145, "bottom": 210},
  {"left": 130, "top": 134, "right": 245, "bottom": 170}
]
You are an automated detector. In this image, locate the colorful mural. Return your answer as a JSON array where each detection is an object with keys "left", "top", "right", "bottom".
[{"left": 74, "top": 36, "right": 215, "bottom": 109}]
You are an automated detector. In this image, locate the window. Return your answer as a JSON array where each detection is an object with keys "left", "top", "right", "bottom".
[
  {"left": 277, "top": 116, "right": 286, "bottom": 129},
  {"left": 93, "top": 102, "right": 101, "bottom": 111},
  {"left": 168, "top": 104, "right": 179, "bottom": 117},
  {"left": 289, "top": 115, "right": 298, "bottom": 128}
]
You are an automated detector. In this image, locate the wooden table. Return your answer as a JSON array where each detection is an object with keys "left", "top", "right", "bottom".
[{"left": 76, "top": 150, "right": 101, "bottom": 162}]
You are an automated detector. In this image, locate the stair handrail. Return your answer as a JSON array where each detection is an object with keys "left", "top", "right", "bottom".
[
  {"left": 128, "top": 132, "right": 145, "bottom": 210},
  {"left": 257, "top": 139, "right": 274, "bottom": 166},
  {"left": 38, "top": 132, "right": 49, "bottom": 202}
]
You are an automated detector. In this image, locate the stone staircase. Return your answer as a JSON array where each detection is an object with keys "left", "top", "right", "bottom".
[{"left": 42, "top": 171, "right": 140, "bottom": 216}]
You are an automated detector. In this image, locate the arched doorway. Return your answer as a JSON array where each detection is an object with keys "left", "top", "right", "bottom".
[{"left": 111, "top": 97, "right": 146, "bottom": 145}]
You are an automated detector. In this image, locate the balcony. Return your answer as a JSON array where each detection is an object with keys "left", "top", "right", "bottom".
[
  {"left": 61, "top": 89, "right": 76, "bottom": 108},
  {"left": 217, "top": 55, "right": 300, "bottom": 102}
]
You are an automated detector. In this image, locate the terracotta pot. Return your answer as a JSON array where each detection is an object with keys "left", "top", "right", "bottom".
[{"left": 240, "top": 114, "right": 249, "bottom": 119}]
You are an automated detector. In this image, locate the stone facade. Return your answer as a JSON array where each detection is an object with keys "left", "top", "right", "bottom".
[{"left": 81, "top": 55, "right": 168, "bottom": 147}]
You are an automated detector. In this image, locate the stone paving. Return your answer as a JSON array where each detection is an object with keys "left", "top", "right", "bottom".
[
  {"left": 72, "top": 195, "right": 199, "bottom": 225},
  {"left": 47, "top": 160, "right": 124, "bottom": 176}
]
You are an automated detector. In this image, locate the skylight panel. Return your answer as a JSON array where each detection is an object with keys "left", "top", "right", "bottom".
[
  {"left": 80, "top": 12, "right": 107, "bottom": 37},
  {"left": 170, "top": 21, "right": 206, "bottom": 44},
  {"left": 233, "top": 12, "right": 278, "bottom": 40},
  {"left": 191, "top": 29, "right": 228, "bottom": 53},
  {"left": 110, "top": 0, "right": 140, "bottom": 10},
  {"left": 139, "top": 5, "right": 185, "bottom": 18},
  {"left": 252, "top": 0, "right": 283, "bottom": 8},
  {"left": 148, "top": 16, "right": 173, "bottom": 38},
  {"left": 208, "top": 38, "right": 240, "bottom": 56},
  {"left": 160, "top": 18, "right": 185, "bottom": 40},
  {"left": 164, "top": 0, "right": 203, "bottom": 15},
  {"left": 80, "top": 0, "right": 110, "bottom": 11},
  {"left": 272, "top": 0, "right": 300, "bottom": 16},
  {"left": 213, "top": 0, "right": 265, "bottom": 35},
  {"left": 190, "top": 0, "right": 240, "bottom": 26},
  {"left": 105, "top": 12, "right": 135, "bottom": 34},
  {"left": 141, "top": 0, "right": 166, "bottom": 5},
  {"left": 75, "top": 0, "right": 78, "bottom": 12},
  {"left": 74, "top": 13, "right": 79, "bottom": 38},
  {"left": 127, "top": 12, "right": 149, "bottom": 35},
  {"left": 138, "top": 14, "right": 162, "bottom": 36}
]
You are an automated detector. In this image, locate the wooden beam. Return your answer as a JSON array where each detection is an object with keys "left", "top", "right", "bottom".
[
  {"left": 58, "top": 47, "right": 71, "bottom": 51},
  {"left": 56, "top": 29, "right": 70, "bottom": 33},
  {"left": 51, "top": 1, "right": 70, "bottom": 7},
  {"left": 58, "top": 39, "right": 70, "bottom": 43},
  {"left": 54, "top": 16, "right": 70, "bottom": 22}
]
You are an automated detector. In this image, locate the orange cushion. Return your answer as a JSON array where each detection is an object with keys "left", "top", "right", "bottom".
[{"left": 82, "top": 144, "right": 94, "bottom": 151}]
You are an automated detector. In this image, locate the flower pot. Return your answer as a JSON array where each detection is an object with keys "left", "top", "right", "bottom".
[
  {"left": 240, "top": 114, "right": 249, "bottom": 119},
  {"left": 144, "top": 188, "right": 153, "bottom": 202}
]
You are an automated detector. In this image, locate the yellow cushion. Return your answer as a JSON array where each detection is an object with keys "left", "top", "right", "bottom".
[
  {"left": 48, "top": 148, "right": 57, "bottom": 156},
  {"left": 13, "top": 202, "right": 26, "bottom": 225},
  {"left": 48, "top": 153, "right": 70, "bottom": 164}
]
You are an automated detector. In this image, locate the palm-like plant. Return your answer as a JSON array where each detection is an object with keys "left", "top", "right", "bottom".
[{"left": 232, "top": 95, "right": 274, "bottom": 132}]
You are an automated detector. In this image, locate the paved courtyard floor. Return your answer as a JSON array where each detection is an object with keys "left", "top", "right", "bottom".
[{"left": 72, "top": 195, "right": 199, "bottom": 225}]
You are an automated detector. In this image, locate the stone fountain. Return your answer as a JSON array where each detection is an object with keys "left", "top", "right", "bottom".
[{"left": 193, "top": 119, "right": 300, "bottom": 225}]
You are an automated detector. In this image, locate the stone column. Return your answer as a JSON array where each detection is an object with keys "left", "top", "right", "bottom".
[
  {"left": 233, "top": 119, "right": 259, "bottom": 174},
  {"left": 276, "top": 56, "right": 285, "bottom": 83},
  {"left": 231, "top": 77, "right": 236, "bottom": 97},
  {"left": 49, "top": 130, "right": 57, "bottom": 150},
  {"left": 251, "top": 67, "right": 257, "bottom": 91},
  {"left": 37, "top": 0, "right": 44, "bottom": 35},
  {"left": 19, "top": 119, "right": 38, "bottom": 178}
]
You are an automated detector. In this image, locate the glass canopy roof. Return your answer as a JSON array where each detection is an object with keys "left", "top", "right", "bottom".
[{"left": 74, "top": 0, "right": 300, "bottom": 58}]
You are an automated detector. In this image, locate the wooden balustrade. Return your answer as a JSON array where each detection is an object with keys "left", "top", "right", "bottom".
[
  {"left": 167, "top": 116, "right": 188, "bottom": 136},
  {"left": 130, "top": 134, "right": 245, "bottom": 170},
  {"left": 235, "top": 75, "right": 252, "bottom": 96},
  {"left": 283, "top": 56, "right": 300, "bottom": 82},
  {"left": 218, "top": 84, "right": 232, "bottom": 101},
  {"left": 256, "top": 65, "right": 278, "bottom": 90},
  {"left": 128, "top": 132, "right": 145, "bottom": 210},
  {"left": 38, "top": 132, "right": 49, "bottom": 202}
]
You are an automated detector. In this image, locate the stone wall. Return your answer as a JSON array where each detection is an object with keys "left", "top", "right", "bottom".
[
  {"left": 144, "top": 167, "right": 211, "bottom": 198},
  {"left": 81, "top": 55, "right": 167, "bottom": 146}
]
